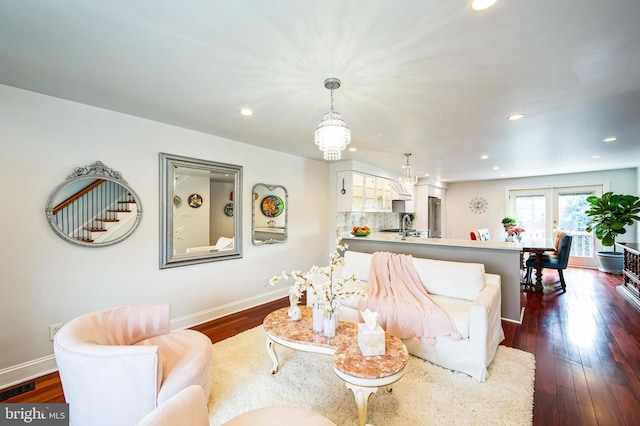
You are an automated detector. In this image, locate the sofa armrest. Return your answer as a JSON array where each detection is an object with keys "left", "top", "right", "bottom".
[
  {"left": 137, "top": 385, "right": 209, "bottom": 426},
  {"left": 473, "top": 273, "right": 501, "bottom": 311},
  {"left": 484, "top": 272, "right": 501, "bottom": 288},
  {"left": 468, "top": 274, "right": 503, "bottom": 356}
]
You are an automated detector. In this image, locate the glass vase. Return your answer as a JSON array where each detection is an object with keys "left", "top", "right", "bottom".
[
  {"left": 323, "top": 312, "right": 337, "bottom": 338},
  {"left": 287, "top": 288, "right": 301, "bottom": 321},
  {"left": 312, "top": 303, "right": 325, "bottom": 333}
]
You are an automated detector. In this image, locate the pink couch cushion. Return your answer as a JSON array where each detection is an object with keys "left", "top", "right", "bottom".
[{"left": 138, "top": 329, "right": 213, "bottom": 404}]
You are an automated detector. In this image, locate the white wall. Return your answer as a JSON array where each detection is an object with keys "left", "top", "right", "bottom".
[
  {"left": 445, "top": 168, "right": 638, "bottom": 241},
  {"left": 0, "top": 84, "right": 331, "bottom": 387},
  {"left": 210, "top": 181, "right": 235, "bottom": 243},
  {"left": 174, "top": 175, "right": 210, "bottom": 253}
]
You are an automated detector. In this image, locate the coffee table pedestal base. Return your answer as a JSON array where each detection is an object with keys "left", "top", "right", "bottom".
[
  {"left": 334, "top": 365, "right": 408, "bottom": 426},
  {"left": 266, "top": 338, "right": 279, "bottom": 375},
  {"left": 344, "top": 383, "right": 376, "bottom": 426}
]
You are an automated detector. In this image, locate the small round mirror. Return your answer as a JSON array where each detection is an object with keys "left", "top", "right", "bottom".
[{"left": 45, "top": 161, "right": 142, "bottom": 247}]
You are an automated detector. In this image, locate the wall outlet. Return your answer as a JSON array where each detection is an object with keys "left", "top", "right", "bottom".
[{"left": 49, "top": 323, "right": 64, "bottom": 342}]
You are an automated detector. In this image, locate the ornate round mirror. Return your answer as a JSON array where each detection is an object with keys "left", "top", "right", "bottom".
[{"left": 45, "top": 161, "right": 142, "bottom": 247}]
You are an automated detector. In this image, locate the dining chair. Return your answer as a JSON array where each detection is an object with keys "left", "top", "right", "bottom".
[
  {"left": 525, "top": 233, "right": 573, "bottom": 292},
  {"left": 524, "top": 230, "right": 565, "bottom": 279},
  {"left": 470, "top": 229, "right": 490, "bottom": 241}
]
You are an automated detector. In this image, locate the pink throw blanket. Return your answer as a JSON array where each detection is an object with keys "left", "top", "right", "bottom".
[{"left": 359, "top": 252, "right": 460, "bottom": 342}]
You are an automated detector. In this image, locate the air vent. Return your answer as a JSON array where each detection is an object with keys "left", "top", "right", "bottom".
[{"left": 0, "top": 381, "right": 35, "bottom": 401}]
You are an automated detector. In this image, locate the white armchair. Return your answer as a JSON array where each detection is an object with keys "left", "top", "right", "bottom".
[{"left": 54, "top": 303, "right": 213, "bottom": 426}]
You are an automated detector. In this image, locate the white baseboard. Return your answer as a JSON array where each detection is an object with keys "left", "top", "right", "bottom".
[
  {"left": 0, "top": 288, "right": 288, "bottom": 390},
  {"left": 170, "top": 287, "right": 288, "bottom": 330},
  {"left": 0, "top": 355, "right": 58, "bottom": 392},
  {"left": 617, "top": 285, "right": 640, "bottom": 312},
  {"left": 501, "top": 307, "right": 525, "bottom": 325}
]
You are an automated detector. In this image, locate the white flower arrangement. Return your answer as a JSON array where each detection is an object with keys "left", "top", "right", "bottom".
[{"left": 269, "top": 239, "right": 366, "bottom": 315}]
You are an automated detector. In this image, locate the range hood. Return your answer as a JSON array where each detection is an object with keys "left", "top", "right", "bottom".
[{"left": 391, "top": 183, "right": 412, "bottom": 201}]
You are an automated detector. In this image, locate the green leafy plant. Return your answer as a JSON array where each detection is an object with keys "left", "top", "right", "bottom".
[
  {"left": 585, "top": 192, "right": 640, "bottom": 252},
  {"left": 501, "top": 216, "right": 516, "bottom": 224}
]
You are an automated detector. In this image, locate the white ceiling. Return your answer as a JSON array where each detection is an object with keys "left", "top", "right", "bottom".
[{"left": 1, "top": 0, "right": 639, "bottom": 182}]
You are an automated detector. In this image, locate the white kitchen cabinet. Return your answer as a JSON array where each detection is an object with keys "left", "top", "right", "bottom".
[
  {"left": 377, "top": 178, "right": 393, "bottom": 211},
  {"left": 337, "top": 171, "right": 393, "bottom": 212}
]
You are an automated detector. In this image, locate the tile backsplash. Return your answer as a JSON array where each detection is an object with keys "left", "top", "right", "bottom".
[{"left": 337, "top": 212, "right": 408, "bottom": 237}]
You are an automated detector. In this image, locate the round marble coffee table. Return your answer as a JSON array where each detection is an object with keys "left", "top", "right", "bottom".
[{"left": 263, "top": 306, "right": 409, "bottom": 426}]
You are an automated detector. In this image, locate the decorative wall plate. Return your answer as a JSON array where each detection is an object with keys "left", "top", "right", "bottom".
[
  {"left": 260, "top": 195, "right": 284, "bottom": 217},
  {"left": 188, "top": 193, "right": 203, "bottom": 208},
  {"left": 469, "top": 197, "right": 488, "bottom": 214},
  {"left": 224, "top": 202, "right": 234, "bottom": 217}
]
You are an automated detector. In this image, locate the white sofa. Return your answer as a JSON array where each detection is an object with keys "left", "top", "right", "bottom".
[{"left": 338, "top": 251, "right": 504, "bottom": 382}]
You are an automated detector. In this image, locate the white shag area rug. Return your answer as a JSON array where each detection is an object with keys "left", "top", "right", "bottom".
[{"left": 208, "top": 326, "right": 535, "bottom": 426}]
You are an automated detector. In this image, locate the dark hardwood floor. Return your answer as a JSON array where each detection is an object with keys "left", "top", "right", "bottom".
[
  {"left": 3, "top": 268, "right": 639, "bottom": 425},
  {"left": 502, "top": 267, "right": 640, "bottom": 425}
]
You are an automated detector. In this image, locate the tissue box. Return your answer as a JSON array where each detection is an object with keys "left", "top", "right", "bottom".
[{"left": 358, "top": 323, "right": 386, "bottom": 356}]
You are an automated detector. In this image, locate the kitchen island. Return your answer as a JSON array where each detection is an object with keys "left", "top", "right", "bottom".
[{"left": 343, "top": 232, "right": 524, "bottom": 322}]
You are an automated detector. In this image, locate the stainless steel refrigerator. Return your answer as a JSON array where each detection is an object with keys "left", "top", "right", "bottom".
[{"left": 428, "top": 196, "right": 441, "bottom": 238}]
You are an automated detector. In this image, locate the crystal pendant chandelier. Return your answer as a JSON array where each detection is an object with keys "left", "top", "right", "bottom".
[
  {"left": 315, "top": 78, "right": 350, "bottom": 161},
  {"left": 399, "top": 153, "right": 418, "bottom": 186}
]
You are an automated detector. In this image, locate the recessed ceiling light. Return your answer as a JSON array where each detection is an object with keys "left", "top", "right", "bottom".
[
  {"left": 592, "top": 155, "right": 601, "bottom": 159},
  {"left": 471, "top": 0, "right": 500, "bottom": 11},
  {"left": 602, "top": 136, "right": 617, "bottom": 142},
  {"left": 240, "top": 108, "right": 253, "bottom": 116},
  {"left": 507, "top": 113, "right": 525, "bottom": 121},
  {"left": 348, "top": 147, "right": 357, "bottom": 152},
  {"left": 492, "top": 166, "right": 500, "bottom": 170},
  {"left": 480, "top": 155, "right": 489, "bottom": 160}
]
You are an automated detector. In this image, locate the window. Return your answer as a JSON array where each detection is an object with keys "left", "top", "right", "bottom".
[{"left": 509, "top": 185, "right": 603, "bottom": 267}]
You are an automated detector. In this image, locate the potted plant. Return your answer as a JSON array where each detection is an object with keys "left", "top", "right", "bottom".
[
  {"left": 585, "top": 192, "right": 640, "bottom": 273},
  {"left": 501, "top": 216, "right": 517, "bottom": 225},
  {"left": 501, "top": 216, "right": 517, "bottom": 237}
]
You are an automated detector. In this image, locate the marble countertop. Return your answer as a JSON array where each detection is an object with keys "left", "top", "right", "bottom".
[{"left": 342, "top": 232, "right": 523, "bottom": 251}]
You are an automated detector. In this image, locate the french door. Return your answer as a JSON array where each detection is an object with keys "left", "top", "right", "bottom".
[{"left": 508, "top": 185, "right": 603, "bottom": 268}]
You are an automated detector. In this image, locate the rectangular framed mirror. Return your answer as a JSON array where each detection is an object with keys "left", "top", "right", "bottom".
[
  {"left": 252, "top": 183, "right": 287, "bottom": 245},
  {"left": 160, "top": 153, "right": 242, "bottom": 268}
]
